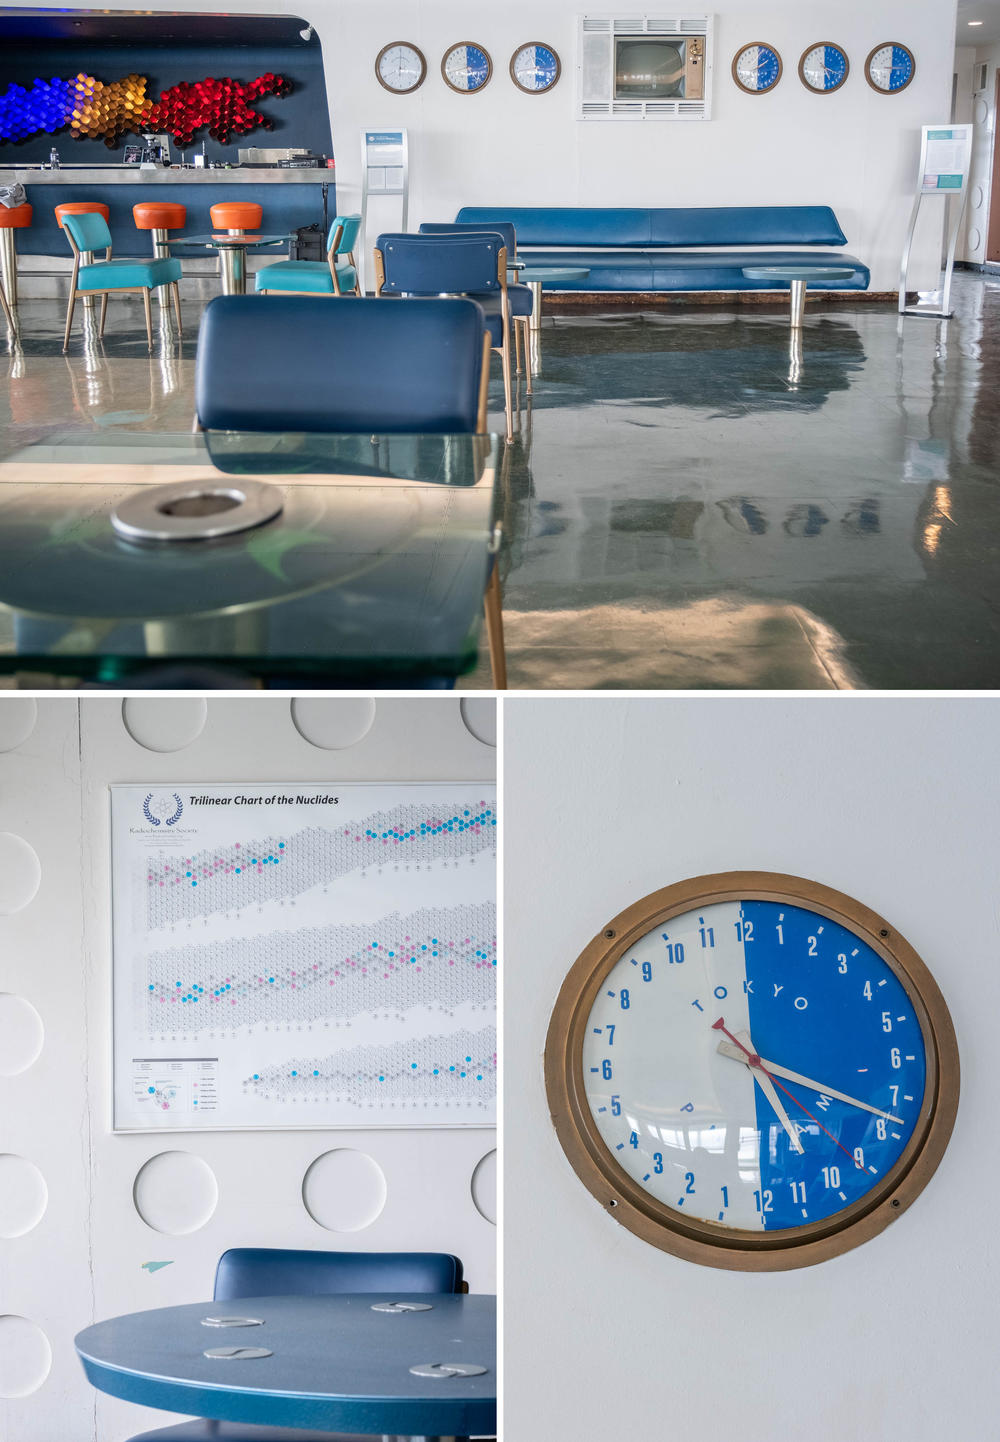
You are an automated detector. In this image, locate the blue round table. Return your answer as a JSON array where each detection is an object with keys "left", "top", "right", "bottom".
[
  {"left": 741, "top": 265, "right": 856, "bottom": 329},
  {"left": 75, "top": 1292, "right": 496, "bottom": 1440}
]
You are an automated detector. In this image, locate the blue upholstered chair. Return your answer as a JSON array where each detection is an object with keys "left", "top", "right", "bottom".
[
  {"left": 374, "top": 232, "right": 514, "bottom": 440},
  {"left": 255, "top": 214, "right": 362, "bottom": 297},
  {"left": 124, "top": 1248, "right": 467, "bottom": 1442},
  {"left": 194, "top": 295, "right": 507, "bottom": 686},
  {"left": 419, "top": 221, "right": 532, "bottom": 389},
  {"left": 61, "top": 210, "right": 182, "bottom": 351}
]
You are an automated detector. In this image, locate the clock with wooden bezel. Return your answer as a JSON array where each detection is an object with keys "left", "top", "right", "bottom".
[
  {"left": 799, "top": 42, "right": 849, "bottom": 93},
  {"left": 375, "top": 42, "right": 427, "bottom": 95},
  {"left": 732, "top": 43, "right": 782, "bottom": 95},
  {"left": 442, "top": 42, "right": 493, "bottom": 94},
  {"left": 545, "top": 872, "right": 959, "bottom": 1270},
  {"left": 864, "top": 43, "right": 915, "bottom": 94},
  {"left": 510, "top": 42, "right": 561, "bottom": 94}
]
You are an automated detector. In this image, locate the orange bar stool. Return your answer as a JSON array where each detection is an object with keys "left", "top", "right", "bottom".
[
  {"left": 0, "top": 202, "right": 32, "bottom": 309},
  {"left": 133, "top": 201, "right": 187, "bottom": 260},
  {"left": 209, "top": 201, "right": 262, "bottom": 235},
  {"left": 56, "top": 202, "right": 111, "bottom": 310}
]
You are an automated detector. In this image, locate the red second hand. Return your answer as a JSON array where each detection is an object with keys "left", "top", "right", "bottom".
[{"left": 712, "top": 1017, "right": 864, "bottom": 1172}]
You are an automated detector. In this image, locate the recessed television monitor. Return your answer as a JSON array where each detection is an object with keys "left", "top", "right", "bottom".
[{"left": 614, "top": 35, "right": 703, "bottom": 100}]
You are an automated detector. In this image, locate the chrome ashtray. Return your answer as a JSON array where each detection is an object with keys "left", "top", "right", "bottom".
[{"left": 110, "top": 477, "right": 283, "bottom": 542}]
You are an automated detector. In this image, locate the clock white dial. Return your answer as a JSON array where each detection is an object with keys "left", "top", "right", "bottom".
[
  {"left": 865, "top": 43, "right": 915, "bottom": 93},
  {"left": 799, "top": 43, "right": 849, "bottom": 93},
  {"left": 375, "top": 42, "right": 426, "bottom": 95},
  {"left": 442, "top": 43, "right": 492, "bottom": 94}
]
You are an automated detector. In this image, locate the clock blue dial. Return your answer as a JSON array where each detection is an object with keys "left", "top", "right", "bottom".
[
  {"left": 734, "top": 44, "right": 781, "bottom": 93},
  {"left": 867, "top": 43, "right": 915, "bottom": 93},
  {"left": 443, "top": 43, "right": 492, "bottom": 93},
  {"left": 581, "top": 898, "right": 927, "bottom": 1235},
  {"left": 801, "top": 43, "right": 849, "bottom": 92},
  {"left": 511, "top": 43, "right": 560, "bottom": 93}
]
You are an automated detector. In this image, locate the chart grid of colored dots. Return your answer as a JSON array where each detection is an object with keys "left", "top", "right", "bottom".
[{"left": 145, "top": 801, "right": 496, "bottom": 928}]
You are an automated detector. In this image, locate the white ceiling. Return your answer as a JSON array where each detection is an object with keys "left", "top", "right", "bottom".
[{"left": 956, "top": 0, "right": 1000, "bottom": 50}]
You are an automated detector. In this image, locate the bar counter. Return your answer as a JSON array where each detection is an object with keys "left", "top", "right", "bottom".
[{"left": 0, "top": 165, "right": 334, "bottom": 256}]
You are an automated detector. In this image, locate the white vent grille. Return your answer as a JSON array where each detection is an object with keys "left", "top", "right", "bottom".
[{"left": 578, "top": 15, "right": 714, "bottom": 120}]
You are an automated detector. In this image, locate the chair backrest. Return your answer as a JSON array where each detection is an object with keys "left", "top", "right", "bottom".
[
  {"left": 63, "top": 210, "right": 112, "bottom": 255},
  {"left": 328, "top": 213, "right": 362, "bottom": 256},
  {"left": 420, "top": 220, "right": 517, "bottom": 258},
  {"left": 214, "top": 1248, "right": 465, "bottom": 1300},
  {"left": 376, "top": 233, "right": 503, "bottom": 296},
  {"left": 195, "top": 294, "right": 486, "bottom": 433}
]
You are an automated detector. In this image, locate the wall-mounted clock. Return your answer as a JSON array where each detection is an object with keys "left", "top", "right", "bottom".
[
  {"left": 864, "top": 42, "right": 916, "bottom": 94},
  {"left": 798, "top": 42, "right": 849, "bottom": 93},
  {"left": 510, "top": 42, "right": 561, "bottom": 94},
  {"left": 375, "top": 42, "right": 427, "bottom": 95},
  {"left": 544, "top": 872, "right": 959, "bottom": 1271},
  {"left": 441, "top": 42, "right": 493, "bottom": 94},
  {"left": 732, "top": 42, "right": 782, "bottom": 95}
]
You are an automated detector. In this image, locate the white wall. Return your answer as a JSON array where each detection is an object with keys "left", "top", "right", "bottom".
[
  {"left": 314, "top": 0, "right": 958, "bottom": 290},
  {"left": 0, "top": 696, "right": 496, "bottom": 1442},
  {"left": 504, "top": 696, "right": 999, "bottom": 1442},
  {"left": 959, "top": 40, "right": 999, "bottom": 262}
]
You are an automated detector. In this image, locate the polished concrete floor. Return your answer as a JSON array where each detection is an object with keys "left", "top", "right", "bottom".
[{"left": 2, "top": 276, "right": 999, "bottom": 689}]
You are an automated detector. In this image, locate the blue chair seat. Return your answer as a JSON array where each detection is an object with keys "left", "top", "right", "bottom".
[
  {"left": 508, "top": 248, "right": 869, "bottom": 291},
  {"left": 471, "top": 281, "right": 531, "bottom": 317},
  {"left": 77, "top": 256, "right": 182, "bottom": 291},
  {"left": 255, "top": 260, "right": 358, "bottom": 295}
]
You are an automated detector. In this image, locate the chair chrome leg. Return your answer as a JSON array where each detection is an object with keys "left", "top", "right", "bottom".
[
  {"left": 519, "top": 318, "right": 532, "bottom": 395},
  {"left": 514, "top": 316, "right": 523, "bottom": 376},
  {"left": 62, "top": 288, "right": 77, "bottom": 351},
  {"left": 0, "top": 230, "right": 18, "bottom": 310},
  {"left": 142, "top": 288, "right": 153, "bottom": 349},
  {"left": 171, "top": 282, "right": 183, "bottom": 337},
  {"left": 484, "top": 564, "right": 508, "bottom": 690},
  {"left": 0, "top": 276, "right": 15, "bottom": 337}
]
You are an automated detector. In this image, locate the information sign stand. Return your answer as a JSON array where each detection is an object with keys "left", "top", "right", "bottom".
[
  {"left": 359, "top": 129, "right": 408, "bottom": 293},
  {"left": 899, "top": 124, "right": 973, "bottom": 318}
]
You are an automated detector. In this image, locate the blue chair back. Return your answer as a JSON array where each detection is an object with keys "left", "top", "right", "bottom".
[
  {"left": 420, "top": 220, "right": 517, "bottom": 257},
  {"left": 376, "top": 233, "right": 502, "bottom": 296},
  {"left": 195, "top": 294, "right": 486, "bottom": 433},
  {"left": 214, "top": 1247, "right": 465, "bottom": 1299},
  {"left": 63, "top": 211, "right": 112, "bottom": 254},
  {"left": 329, "top": 213, "right": 362, "bottom": 255}
]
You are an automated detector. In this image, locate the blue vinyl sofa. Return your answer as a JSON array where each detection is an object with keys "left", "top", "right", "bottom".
[{"left": 454, "top": 206, "right": 870, "bottom": 293}]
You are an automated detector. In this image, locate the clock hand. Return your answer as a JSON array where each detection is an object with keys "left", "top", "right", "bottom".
[
  {"left": 716, "top": 1036, "right": 904, "bottom": 1124},
  {"left": 710, "top": 1019, "right": 803, "bottom": 1154},
  {"left": 712, "top": 1019, "right": 865, "bottom": 1171}
]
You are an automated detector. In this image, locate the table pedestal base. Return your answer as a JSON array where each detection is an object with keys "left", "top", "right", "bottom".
[
  {"left": 528, "top": 280, "right": 542, "bottom": 333},
  {"left": 789, "top": 278, "right": 807, "bottom": 330},
  {"left": 219, "top": 246, "right": 247, "bottom": 296}
]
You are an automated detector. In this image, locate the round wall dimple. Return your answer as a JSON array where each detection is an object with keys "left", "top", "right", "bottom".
[
  {"left": 969, "top": 227, "right": 982, "bottom": 253},
  {"left": 973, "top": 183, "right": 985, "bottom": 210},
  {"left": 0, "top": 698, "right": 37, "bottom": 753},
  {"left": 975, "top": 97, "right": 988, "bottom": 125},
  {"left": 133, "top": 1151, "right": 218, "bottom": 1235},
  {"left": 460, "top": 698, "right": 497, "bottom": 748},
  {"left": 0, "top": 1156, "right": 48, "bottom": 1238},
  {"left": 471, "top": 1149, "right": 497, "bottom": 1225},
  {"left": 123, "top": 698, "right": 208, "bottom": 753},
  {"left": 290, "top": 697, "right": 376, "bottom": 750},
  {"left": 302, "top": 1149, "right": 387, "bottom": 1232},
  {"left": 0, "top": 994, "right": 44, "bottom": 1076},
  {"left": 0, "top": 1316, "right": 52, "bottom": 1398},
  {"left": 0, "top": 834, "right": 41, "bottom": 915}
]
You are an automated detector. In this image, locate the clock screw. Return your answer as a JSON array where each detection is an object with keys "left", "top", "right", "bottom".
[
  {"left": 608, "top": 1199, "right": 619, "bottom": 1208},
  {"left": 604, "top": 929, "right": 616, "bottom": 939},
  {"left": 891, "top": 1199, "right": 901, "bottom": 1208},
  {"left": 879, "top": 929, "right": 890, "bottom": 938}
]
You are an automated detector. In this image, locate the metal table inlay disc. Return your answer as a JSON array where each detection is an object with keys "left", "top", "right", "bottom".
[
  {"left": 371, "top": 1302, "right": 434, "bottom": 1313},
  {"left": 111, "top": 477, "right": 283, "bottom": 542},
  {"left": 409, "top": 1361, "right": 488, "bottom": 1378},
  {"left": 201, "top": 1316, "right": 264, "bottom": 1327},
  {"left": 203, "top": 1346, "right": 273, "bottom": 1360}
]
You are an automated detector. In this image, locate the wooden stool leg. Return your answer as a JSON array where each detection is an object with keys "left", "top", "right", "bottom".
[
  {"left": 62, "top": 288, "right": 77, "bottom": 351},
  {"left": 484, "top": 564, "right": 508, "bottom": 690},
  {"left": 498, "top": 343, "right": 513, "bottom": 442},
  {"left": 520, "top": 318, "right": 532, "bottom": 395}
]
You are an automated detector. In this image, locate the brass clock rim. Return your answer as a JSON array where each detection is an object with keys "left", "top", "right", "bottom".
[
  {"left": 798, "top": 41, "right": 850, "bottom": 93},
  {"left": 544, "top": 871, "right": 960, "bottom": 1272},
  {"left": 864, "top": 41, "right": 916, "bottom": 94},
  {"left": 441, "top": 41, "right": 494, "bottom": 94},
  {"left": 374, "top": 41, "right": 427, "bottom": 95},
  {"left": 731, "top": 42, "right": 783, "bottom": 95},
  {"left": 509, "top": 41, "right": 562, "bottom": 94}
]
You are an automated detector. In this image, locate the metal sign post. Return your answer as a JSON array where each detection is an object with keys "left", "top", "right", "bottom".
[
  {"left": 359, "top": 129, "right": 408, "bottom": 293},
  {"left": 899, "top": 124, "right": 973, "bottom": 319}
]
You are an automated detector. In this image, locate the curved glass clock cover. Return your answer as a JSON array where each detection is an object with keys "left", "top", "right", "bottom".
[
  {"left": 801, "top": 44, "right": 848, "bottom": 91},
  {"left": 512, "top": 44, "right": 560, "bottom": 92},
  {"left": 444, "top": 44, "right": 492, "bottom": 92},
  {"left": 735, "top": 45, "right": 780, "bottom": 92},
  {"left": 581, "top": 899, "right": 927, "bottom": 1232},
  {"left": 377, "top": 44, "right": 425, "bottom": 92},
  {"left": 867, "top": 44, "right": 914, "bottom": 92}
]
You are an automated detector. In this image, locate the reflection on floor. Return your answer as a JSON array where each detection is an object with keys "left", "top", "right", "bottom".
[{"left": 3, "top": 277, "right": 999, "bottom": 689}]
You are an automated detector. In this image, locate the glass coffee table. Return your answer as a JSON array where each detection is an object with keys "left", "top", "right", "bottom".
[
  {"left": 0, "top": 429, "right": 499, "bottom": 686},
  {"left": 741, "top": 265, "right": 857, "bottom": 328},
  {"left": 174, "top": 232, "right": 291, "bottom": 295}
]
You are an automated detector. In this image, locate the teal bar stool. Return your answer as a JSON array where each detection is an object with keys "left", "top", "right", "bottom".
[
  {"left": 61, "top": 210, "right": 183, "bottom": 351},
  {"left": 255, "top": 214, "right": 362, "bottom": 296}
]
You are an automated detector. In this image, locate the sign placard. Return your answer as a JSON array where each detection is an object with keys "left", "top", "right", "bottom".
[
  {"left": 111, "top": 781, "right": 496, "bottom": 1131},
  {"left": 359, "top": 127, "right": 409, "bottom": 292},
  {"left": 900, "top": 123, "right": 973, "bottom": 318}
]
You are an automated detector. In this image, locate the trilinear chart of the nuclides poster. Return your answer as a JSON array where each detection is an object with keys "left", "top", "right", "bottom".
[{"left": 111, "top": 783, "right": 497, "bottom": 1130}]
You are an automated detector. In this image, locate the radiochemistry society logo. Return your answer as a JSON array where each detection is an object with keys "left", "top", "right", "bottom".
[{"left": 142, "top": 792, "right": 184, "bottom": 827}]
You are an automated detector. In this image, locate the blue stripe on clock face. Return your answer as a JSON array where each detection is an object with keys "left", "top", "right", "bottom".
[
  {"left": 823, "top": 45, "right": 847, "bottom": 86},
  {"left": 757, "top": 48, "right": 780, "bottom": 89},
  {"left": 890, "top": 46, "right": 913, "bottom": 87},
  {"left": 740, "top": 901, "right": 926, "bottom": 1230}
]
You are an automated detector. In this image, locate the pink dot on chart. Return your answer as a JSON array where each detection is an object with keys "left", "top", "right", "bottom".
[
  {"left": 148, "top": 874, "right": 154, "bottom": 881},
  {"left": 416, "top": 966, "right": 422, "bottom": 973},
  {"left": 313, "top": 964, "right": 318, "bottom": 970},
  {"left": 290, "top": 984, "right": 296, "bottom": 989},
  {"left": 162, "top": 1103, "right": 169, "bottom": 1110},
  {"left": 159, "top": 881, "right": 164, "bottom": 887},
  {"left": 160, "top": 997, "right": 165, "bottom": 1003},
  {"left": 329, "top": 980, "right": 334, "bottom": 985},
  {"left": 234, "top": 843, "right": 240, "bottom": 848},
  {"left": 448, "top": 960, "right": 454, "bottom": 966},
  {"left": 231, "top": 999, "right": 236, "bottom": 1005}
]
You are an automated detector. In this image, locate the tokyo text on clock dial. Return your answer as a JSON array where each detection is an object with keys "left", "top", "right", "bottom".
[{"left": 546, "top": 873, "right": 959, "bottom": 1270}]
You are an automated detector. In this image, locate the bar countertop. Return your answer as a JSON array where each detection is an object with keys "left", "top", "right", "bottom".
[{"left": 0, "top": 165, "right": 332, "bottom": 185}]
